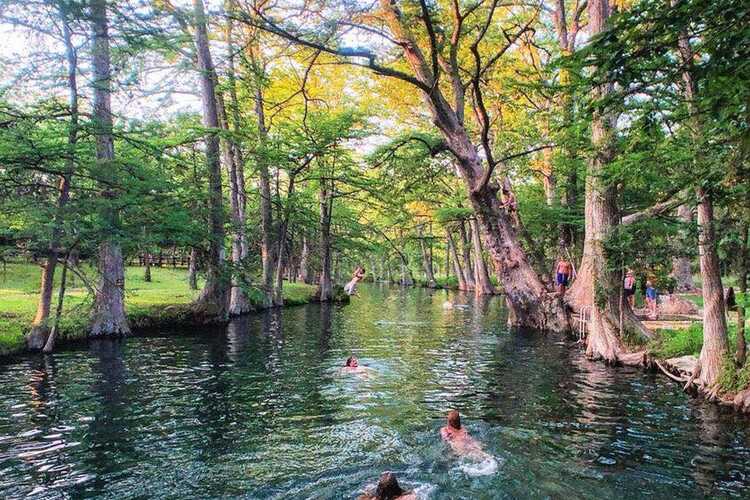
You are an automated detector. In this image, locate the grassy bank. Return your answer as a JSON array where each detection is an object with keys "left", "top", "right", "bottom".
[{"left": 0, "top": 262, "right": 316, "bottom": 356}]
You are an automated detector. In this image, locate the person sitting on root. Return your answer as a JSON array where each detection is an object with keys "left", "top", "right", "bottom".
[
  {"left": 440, "top": 410, "right": 488, "bottom": 459},
  {"left": 645, "top": 280, "right": 658, "bottom": 319},
  {"left": 344, "top": 266, "right": 366, "bottom": 296},
  {"left": 358, "top": 471, "right": 416, "bottom": 500},
  {"left": 624, "top": 270, "right": 636, "bottom": 308},
  {"left": 555, "top": 257, "right": 572, "bottom": 295}
]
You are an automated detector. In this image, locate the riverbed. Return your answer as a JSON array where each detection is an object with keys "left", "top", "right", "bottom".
[{"left": 1, "top": 285, "right": 749, "bottom": 498}]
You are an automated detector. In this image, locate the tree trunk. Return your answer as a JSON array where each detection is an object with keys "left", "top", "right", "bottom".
[
  {"left": 447, "top": 229, "right": 468, "bottom": 290},
  {"left": 317, "top": 184, "right": 333, "bottom": 301},
  {"left": 191, "top": 0, "right": 228, "bottom": 319},
  {"left": 298, "top": 236, "right": 311, "bottom": 284},
  {"left": 218, "top": 78, "right": 251, "bottom": 316},
  {"left": 568, "top": 0, "right": 650, "bottom": 360},
  {"left": 188, "top": 248, "right": 199, "bottom": 290},
  {"left": 418, "top": 226, "right": 436, "bottom": 287},
  {"left": 736, "top": 222, "right": 748, "bottom": 366},
  {"left": 400, "top": 257, "right": 414, "bottom": 286},
  {"left": 672, "top": 204, "right": 696, "bottom": 292},
  {"left": 693, "top": 187, "right": 729, "bottom": 390},
  {"left": 28, "top": 4, "right": 79, "bottom": 349},
  {"left": 671, "top": 0, "right": 728, "bottom": 391},
  {"left": 254, "top": 85, "right": 275, "bottom": 308},
  {"left": 144, "top": 253, "right": 152, "bottom": 282},
  {"left": 458, "top": 221, "right": 475, "bottom": 290},
  {"left": 43, "top": 254, "right": 69, "bottom": 354},
  {"left": 90, "top": 0, "right": 129, "bottom": 337},
  {"left": 470, "top": 218, "right": 495, "bottom": 295}
]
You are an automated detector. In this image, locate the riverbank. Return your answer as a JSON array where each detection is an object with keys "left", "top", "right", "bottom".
[{"left": 0, "top": 263, "right": 317, "bottom": 358}]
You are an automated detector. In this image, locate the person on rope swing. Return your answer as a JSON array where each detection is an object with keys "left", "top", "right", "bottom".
[
  {"left": 555, "top": 257, "right": 573, "bottom": 295},
  {"left": 624, "top": 270, "right": 637, "bottom": 308},
  {"left": 344, "top": 265, "right": 366, "bottom": 296}
]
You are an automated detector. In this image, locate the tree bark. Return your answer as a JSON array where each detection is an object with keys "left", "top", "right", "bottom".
[
  {"left": 447, "top": 229, "right": 468, "bottom": 291},
  {"left": 316, "top": 183, "right": 333, "bottom": 301},
  {"left": 470, "top": 218, "right": 495, "bottom": 295},
  {"left": 188, "top": 247, "right": 199, "bottom": 290},
  {"left": 27, "top": 5, "right": 78, "bottom": 349},
  {"left": 255, "top": 84, "right": 276, "bottom": 308},
  {"left": 672, "top": 204, "right": 696, "bottom": 292},
  {"left": 458, "top": 221, "right": 475, "bottom": 290},
  {"left": 735, "top": 221, "right": 748, "bottom": 366},
  {"left": 671, "top": 0, "right": 728, "bottom": 391},
  {"left": 90, "top": 0, "right": 129, "bottom": 337},
  {"left": 191, "top": 0, "right": 228, "bottom": 318},
  {"left": 43, "top": 254, "right": 69, "bottom": 354},
  {"left": 418, "top": 225, "right": 436, "bottom": 287},
  {"left": 569, "top": 0, "right": 650, "bottom": 361},
  {"left": 143, "top": 253, "right": 152, "bottom": 282},
  {"left": 298, "top": 236, "right": 311, "bottom": 284},
  {"left": 376, "top": 0, "right": 569, "bottom": 330}
]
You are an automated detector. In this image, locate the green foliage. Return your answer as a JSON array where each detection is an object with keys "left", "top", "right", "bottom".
[{"left": 648, "top": 324, "right": 704, "bottom": 358}]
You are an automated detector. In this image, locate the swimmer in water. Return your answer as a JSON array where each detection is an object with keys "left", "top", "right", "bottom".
[
  {"left": 440, "top": 410, "right": 490, "bottom": 460},
  {"left": 341, "top": 355, "right": 372, "bottom": 377},
  {"left": 358, "top": 471, "right": 416, "bottom": 500}
]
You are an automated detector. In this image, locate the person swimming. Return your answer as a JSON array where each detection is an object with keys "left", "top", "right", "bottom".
[
  {"left": 342, "top": 355, "right": 372, "bottom": 377},
  {"left": 358, "top": 471, "right": 416, "bottom": 500},
  {"left": 440, "top": 410, "right": 489, "bottom": 460}
]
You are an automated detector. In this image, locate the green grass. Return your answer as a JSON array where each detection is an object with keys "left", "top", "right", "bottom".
[
  {"left": 0, "top": 262, "right": 316, "bottom": 356},
  {"left": 648, "top": 322, "right": 742, "bottom": 359}
]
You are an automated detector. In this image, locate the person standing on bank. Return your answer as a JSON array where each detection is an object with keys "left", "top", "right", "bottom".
[{"left": 624, "top": 271, "right": 636, "bottom": 308}]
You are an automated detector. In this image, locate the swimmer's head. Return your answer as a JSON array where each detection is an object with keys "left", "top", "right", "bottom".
[
  {"left": 375, "top": 471, "right": 405, "bottom": 500},
  {"left": 345, "top": 356, "right": 358, "bottom": 368},
  {"left": 447, "top": 409, "right": 461, "bottom": 429}
]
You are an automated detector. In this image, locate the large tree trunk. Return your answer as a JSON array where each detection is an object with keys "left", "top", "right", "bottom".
[
  {"left": 255, "top": 85, "right": 275, "bottom": 308},
  {"left": 446, "top": 229, "right": 468, "bottom": 290},
  {"left": 568, "top": 0, "right": 649, "bottom": 361},
  {"left": 672, "top": 0, "right": 728, "bottom": 391},
  {"left": 375, "top": 0, "right": 569, "bottom": 331},
  {"left": 692, "top": 187, "right": 729, "bottom": 390},
  {"left": 316, "top": 184, "right": 333, "bottom": 301},
  {"left": 27, "top": 6, "right": 78, "bottom": 349},
  {"left": 191, "top": 0, "right": 228, "bottom": 319},
  {"left": 458, "top": 221, "right": 475, "bottom": 290},
  {"left": 470, "top": 219, "right": 495, "bottom": 295},
  {"left": 672, "top": 204, "right": 696, "bottom": 292},
  {"left": 90, "top": 0, "right": 129, "bottom": 337},
  {"left": 221, "top": 18, "right": 251, "bottom": 316}
]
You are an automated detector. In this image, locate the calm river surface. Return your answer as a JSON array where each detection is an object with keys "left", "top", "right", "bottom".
[{"left": 2, "top": 285, "right": 750, "bottom": 499}]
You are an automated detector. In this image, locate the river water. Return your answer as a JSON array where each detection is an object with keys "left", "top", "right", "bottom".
[{"left": 1, "top": 285, "right": 749, "bottom": 499}]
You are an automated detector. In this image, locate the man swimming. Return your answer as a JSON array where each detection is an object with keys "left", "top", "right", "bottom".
[
  {"left": 358, "top": 471, "right": 415, "bottom": 500},
  {"left": 440, "top": 410, "right": 489, "bottom": 459}
]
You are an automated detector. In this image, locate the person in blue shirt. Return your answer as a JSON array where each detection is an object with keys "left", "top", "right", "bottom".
[{"left": 645, "top": 280, "right": 658, "bottom": 319}]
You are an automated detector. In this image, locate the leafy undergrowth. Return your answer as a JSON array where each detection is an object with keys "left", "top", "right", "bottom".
[
  {"left": 0, "top": 263, "right": 316, "bottom": 356},
  {"left": 648, "top": 323, "right": 740, "bottom": 359},
  {"left": 647, "top": 323, "right": 704, "bottom": 358},
  {"left": 719, "top": 357, "right": 750, "bottom": 394}
]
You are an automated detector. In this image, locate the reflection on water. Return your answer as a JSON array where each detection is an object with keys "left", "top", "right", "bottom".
[{"left": 1, "top": 284, "right": 750, "bottom": 499}]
